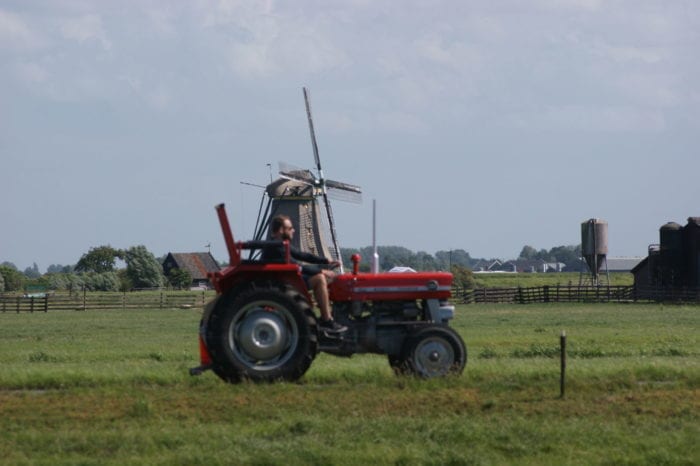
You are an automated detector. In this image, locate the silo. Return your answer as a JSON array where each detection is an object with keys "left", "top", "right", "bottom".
[
  {"left": 581, "top": 219, "right": 608, "bottom": 283},
  {"left": 659, "top": 222, "right": 683, "bottom": 286},
  {"left": 683, "top": 217, "right": 700, "bottom": 287}
]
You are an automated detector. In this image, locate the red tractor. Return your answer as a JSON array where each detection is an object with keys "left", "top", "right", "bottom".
[{"left": 190, "top": 204, "right": 467, "bottom": 383}]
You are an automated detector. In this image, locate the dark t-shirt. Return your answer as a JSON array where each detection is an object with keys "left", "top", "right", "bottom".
[{"left": 260, "top": 240, "right": 329, "bottom": 277}]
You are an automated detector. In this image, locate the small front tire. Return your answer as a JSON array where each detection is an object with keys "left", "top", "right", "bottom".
[{"left": 400, "top": 326, "right": 466, "bottom": 378}]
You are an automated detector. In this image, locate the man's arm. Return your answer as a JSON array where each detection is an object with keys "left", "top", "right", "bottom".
[{"left": 290, "top": 246, "right": 330, "bottom": 266}]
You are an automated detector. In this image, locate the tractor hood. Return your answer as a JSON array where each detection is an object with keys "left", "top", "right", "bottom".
[{"left": 329, "top": 271, "right": 453, "bottom": 302}]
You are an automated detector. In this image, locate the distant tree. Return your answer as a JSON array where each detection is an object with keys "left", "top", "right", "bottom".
[
  {"left": 47, "top": 264, "right": 74, "bottom": 274},
  {"left": 0, "top": 265, "right": 25, "bottom": 291},
  {"left": 75, "top": 246, "right": 124, "bottom": 273},
  {"left": 1, "top": 261, "right": 18, "bottom": 270},
  {"left": 24, "top": 276, "right": 49, "bottom": 290},
  {"left": 410, "top": 251, "right": 438, "bottom": 270},
  {"left": 124, "top": 245, "right": 165, "bottom": 289},
  {"left": 80, "top": 272, "right": 120, "bottom": 292},
  {"left": 549, "top": 245, "right": 583, "bottom": 271},
  {"left": 117, "top": 269, "right": 133, "bottom": 292},
  {"left": 168, "top": 268, "right": 192, "bottom": 290},
  {"left": 375, "top": 246, "right": 415, "bottom": 271},
  {"left": 65, "top": 274, "right": 84, "bottom": 294},
  {"left": 435, "top": 249, "right": 472, "bottom": 270},
  {"left": 451, "top": 265, "right": 475, "bottom": 289},
  {"left": 519, "top": 245, "right": 538, "bottom": 260},
  {"left": 45, "top": 273, "right": 68, "bottom": 290},
  {"left": 23, "top": 263, "right": 41, "bottom": 279},
  {"left": 0, "top": 271, "right": 4, "bottom": 292}
]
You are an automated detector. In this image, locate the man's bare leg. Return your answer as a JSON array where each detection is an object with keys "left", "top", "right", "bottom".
[{"left": 308, "top": 273, "right": 331, "bottom": 321}]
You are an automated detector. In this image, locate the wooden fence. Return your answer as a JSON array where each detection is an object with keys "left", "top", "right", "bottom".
[
  {"left": 2, "top": 286, "right": 699, "bottom": 312},
  {"left": 0, "top": 291, "right": 213, "bottom": 313},
  {"left": 453, "top": 285, "right": 700, "bottom": 304}
]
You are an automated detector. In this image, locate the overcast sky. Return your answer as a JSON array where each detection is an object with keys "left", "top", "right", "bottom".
[{"left": 1, "top": 0, "right": 698, "bottom": 271}]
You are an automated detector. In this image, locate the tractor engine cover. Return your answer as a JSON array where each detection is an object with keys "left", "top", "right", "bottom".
[{"left": 329, "top": 272, "right": 453, "bottom": 302}]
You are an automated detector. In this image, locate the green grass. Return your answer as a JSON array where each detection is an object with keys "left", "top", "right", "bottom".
[
  {"left": 473, "top": 272, "right": 633, "bottom": 288},
  {"left": 0, "top": 303, "right": 698, "bottom": 465}
]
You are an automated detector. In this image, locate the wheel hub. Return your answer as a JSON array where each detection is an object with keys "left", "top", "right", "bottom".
[
  {"left": 237, "top": 310, "right": 289, "bottom": 361},
  {"left": 415, "top": 337, "right": 454, "bottom": 377}
]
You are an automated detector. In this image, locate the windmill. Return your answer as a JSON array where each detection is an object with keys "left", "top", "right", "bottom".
[{"left": 248, "top": 88, "right": 361, "bottom": 272}]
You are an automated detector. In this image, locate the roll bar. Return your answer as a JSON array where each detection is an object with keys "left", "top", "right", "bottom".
[{"left": 215, "top": 204, "right": 290, "bottom": 266}]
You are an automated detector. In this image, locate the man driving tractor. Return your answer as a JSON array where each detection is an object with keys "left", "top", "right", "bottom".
[{"left": 262, "top": 214, "right": 347, "bottom": 333}]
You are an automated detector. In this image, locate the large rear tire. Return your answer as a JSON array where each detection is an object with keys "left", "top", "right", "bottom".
[
  {"left": 399, "top": 326, "right": 466, "bottom": 378},
  {"left": 205, "top": 283, "right": 318, "bottom": 383}
]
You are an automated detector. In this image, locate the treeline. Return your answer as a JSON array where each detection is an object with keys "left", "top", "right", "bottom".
[
  {"left": 2, "top": 242, "right": 584, "bottom": 293},
  {"left": 0, "top": 245, "right": 190, "bottom": 293},
  {"left": 340, "top": 244, "right": 583, "bottom": 273}
]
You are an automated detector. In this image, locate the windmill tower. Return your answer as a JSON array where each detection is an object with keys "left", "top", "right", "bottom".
[
  {"left": 579, "top": 218, "right": 610, "bottom": 286},
  {"left": 248, "top": 89, "right": 362, "bottom": 271}
]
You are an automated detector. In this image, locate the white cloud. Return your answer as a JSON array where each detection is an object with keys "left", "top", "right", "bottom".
[
  {"left": 615, "top": 73, "right": 680, "bottom": 108},
  {"left": 508, "top": 105, "right": 666, "bottom": 132},
  {"left": 59, "top": 14, "right": 111, "bottom": 50},
  {"left": 603, "top": 44, "right": 665, "bottom": 65},
  {"left": 533, "top": 0, "right": 602, "bottom": 11},
  {"left": 14, "top": 62, "right": 48, "bottom": 84},
  {"left": 0, "top": 8, "right": 44, "bottom": 50},
  {"left": 145, "top": 86, "right": 172, "bottom": 111},
  {"left": 374, "top": 110, "right": 427, "bottom": 132},
  {"left": 226, "top": 41, "right": 279, "bottom": 79}
]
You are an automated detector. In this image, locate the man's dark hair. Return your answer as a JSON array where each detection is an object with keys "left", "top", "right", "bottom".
[{"left": 270, "top": 215, "right": 291, "bottom": 235}]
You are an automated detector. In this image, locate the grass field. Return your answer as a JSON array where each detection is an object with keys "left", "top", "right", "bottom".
[
  {"left": 1, "top": 303, "right": 698, "bottom": 465},
  {"left": 472, "top": 272, "right": 634, "bottom": 288}
]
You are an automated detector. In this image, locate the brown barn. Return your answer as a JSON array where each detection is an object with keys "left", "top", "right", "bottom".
[{"left": 162, "top": 252, "right": 220, "bottom": 289}]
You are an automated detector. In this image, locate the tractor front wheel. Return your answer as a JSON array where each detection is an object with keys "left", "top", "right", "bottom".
[
  {"left": 205, "top": 284, "right": 318, "bottom": 383},
  {"left": 399, "top": 326, "right": 466, "bottom": 378}
]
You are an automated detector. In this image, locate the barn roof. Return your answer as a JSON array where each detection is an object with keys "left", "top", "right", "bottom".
[
  {"left": 165, "top": 252, "right": 220, "bottom": 280},
  {"left": 606, "top": 257, "right": 644, "bottom": 272}
]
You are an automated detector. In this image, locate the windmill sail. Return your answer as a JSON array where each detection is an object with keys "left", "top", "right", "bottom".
[
  {"left": 253, "top": 89, "right": 362, "bottom": 268},
  {"left": 303, "top": 87, "right": 344, "bottom": 272}
]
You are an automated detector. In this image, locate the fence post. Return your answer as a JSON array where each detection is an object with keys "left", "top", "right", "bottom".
[
  {"left": 560, "top": 330, "right": 567, "bottom": 398},
  {"left": 83, "top": 287, "right": 87, "bottom": 311},
  {"left": 544, "top": 285, "right": 550, "bottom": 303},
  {"left": 44, "top": 295, "right": 48, "bottom": 313},
  {"left": 160, "top": 291, "right": 164, "bottom": 309},
  {"left": 17, "top": 296, "right": 20, "bottom": 313}
]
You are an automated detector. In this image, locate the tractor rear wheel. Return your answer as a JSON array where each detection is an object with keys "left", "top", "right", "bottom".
[
  {"left": 205, "top": 284, "right": 318, "bottom": 383},
  {"left": 399, "top": 326, "right": 466, "bottom": 378}
]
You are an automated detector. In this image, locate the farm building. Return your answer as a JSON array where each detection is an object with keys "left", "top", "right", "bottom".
[
  {"left": 162, "top": 252, "right": 220, "bottom": 288},
  {"left": 472, "top": 259, "right": 566, "bottom": 273},
  {"left": 632, "top": 217, "right": 700, "bottom": 297},
  {"left": 500, "top": 259, "right": 566, "bottom": 273},
  {"left": 606, "top": 257, "right": 644, "bottom": 272},
  {"left": 471, "top": 260, "right": 503, "bottom": 272}
]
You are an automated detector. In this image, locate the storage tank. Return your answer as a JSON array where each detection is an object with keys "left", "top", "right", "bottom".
[
  {"left": 659, "top": 222, "right": 683, "bottom": 286},
  {"left": 581, "top": 219, "right": 608, "bottom": 279},
  {"left": 683, "top": 217, "right": 700, "bottom": 287}
]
